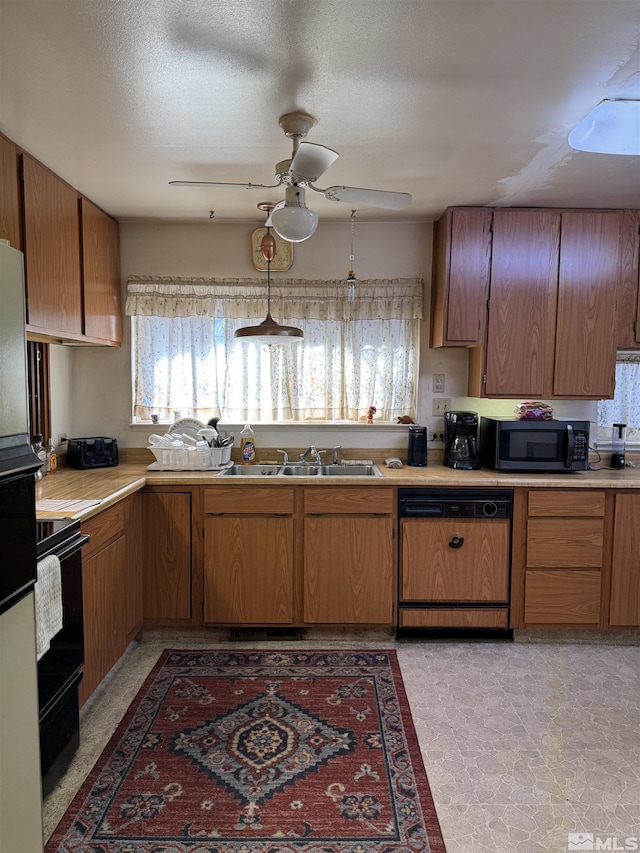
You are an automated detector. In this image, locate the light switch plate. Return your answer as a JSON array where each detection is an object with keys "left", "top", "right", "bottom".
[
  {"left": 432, "top": 398, "right": 451, "bottom": 416},
  {"left": 433, "top": 373, "right": 445, "bottom": 393}
]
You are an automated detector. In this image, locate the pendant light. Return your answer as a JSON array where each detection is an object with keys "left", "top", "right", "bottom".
[
  {"left": 235, "top": 204, "right": 303, "bottom": 345},
  {"left": 345, "top": 210, "right": 357, "bottom": 301}
]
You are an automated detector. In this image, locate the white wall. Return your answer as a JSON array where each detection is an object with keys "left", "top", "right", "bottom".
[{"left": 51, "top": 219, "right": 596, "bottom": 454}]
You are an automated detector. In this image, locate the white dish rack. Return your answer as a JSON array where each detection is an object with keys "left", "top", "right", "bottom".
[{"left": 147, "top": 460, "right": 234, "bottom": 472}]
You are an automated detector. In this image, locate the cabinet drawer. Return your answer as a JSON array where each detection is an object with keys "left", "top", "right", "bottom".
[
  {"left": 526, "top": 518, "right": 603, "bottom": 567},
  {"left": 204, "top": 487, "right": 294, "bottom": 514},
  {"left": 304, "top": 487, "right": 393, "bottom": 515},
  {"left": 528, "top": 490, "right": 605, "bottom": 517},
  {"left": 82, "top": 502, "right": 125, "bottom": 559},
  {"left": 525, "top": 569, "right": 601, "bottom": 624},
  {"left": 399, "top": 608, "right": 509, "bottom": 629}
]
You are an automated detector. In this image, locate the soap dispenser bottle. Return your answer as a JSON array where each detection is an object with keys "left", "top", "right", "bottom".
[{"left": 240, "top": 423, "right": 256, "bottom": 463}]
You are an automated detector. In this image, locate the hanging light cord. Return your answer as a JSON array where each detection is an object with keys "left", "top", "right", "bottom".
[{"left": 347, "top": 210, "right": 357, "bottom": 300}]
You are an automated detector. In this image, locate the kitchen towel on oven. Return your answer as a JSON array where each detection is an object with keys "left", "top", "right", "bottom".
[{"left": 34, "top": 554, "right": 63, "bottom": 660}]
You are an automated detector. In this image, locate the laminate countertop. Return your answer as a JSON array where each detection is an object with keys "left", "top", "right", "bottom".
[{"left": 34, "top": 458, "right": 640, "bottom": 523}]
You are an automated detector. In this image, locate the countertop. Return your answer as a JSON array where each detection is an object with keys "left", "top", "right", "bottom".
[{"left": 34, "top": 458, "right": 640, "bottom": 523}]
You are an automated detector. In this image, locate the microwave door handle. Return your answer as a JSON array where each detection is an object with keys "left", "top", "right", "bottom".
[{"left": 564, "top": 424, "right": 574, "bottom": 468}]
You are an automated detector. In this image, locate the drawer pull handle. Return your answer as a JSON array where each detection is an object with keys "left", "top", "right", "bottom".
[{"left": 448, "top": 535, "right": 464, "bottom": 549}]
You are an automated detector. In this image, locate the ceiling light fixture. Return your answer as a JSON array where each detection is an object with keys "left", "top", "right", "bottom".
[
  {"left": 346, "top": 210, "right": 357, "bottom": 301},
  {"left": 568, "top": 99, "right": 640, "bottom": 155},
  {"left": 270, "top": 185, "right": 319, "bottom": 242},
  {"left": 235, "top": 204, "right": 303, "bottom": 346}
]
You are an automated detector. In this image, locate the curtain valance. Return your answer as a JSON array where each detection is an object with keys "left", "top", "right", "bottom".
[{"left": 125, "top": 276, "right": 423, "bottom": 321}]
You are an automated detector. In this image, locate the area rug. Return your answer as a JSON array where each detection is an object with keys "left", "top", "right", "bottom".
[{"left": 46, "top": 649, "right": 446, "bottom": 852}]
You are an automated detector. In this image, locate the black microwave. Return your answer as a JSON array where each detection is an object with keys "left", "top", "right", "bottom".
[{"left": 479, "top": 417, "right": 590, "bottom": 473}]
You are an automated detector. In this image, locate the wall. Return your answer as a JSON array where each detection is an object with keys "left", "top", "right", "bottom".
[{"left": 51, "top": 219, "right": 597, "bottom": 455}]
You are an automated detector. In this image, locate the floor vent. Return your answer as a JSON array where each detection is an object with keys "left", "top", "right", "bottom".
[{"left": 230, "top": 627, "right": 303, "bottom": 642}]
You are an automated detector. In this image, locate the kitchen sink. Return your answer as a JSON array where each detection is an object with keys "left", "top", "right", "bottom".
[
  {"left": 319, "top": 464, "right": 382, "bottom": 476},
  {"left": 221, "top": 464, "right": 282, "bottom": 476},
  {"left": 220, "top": 463, "right": 382, "bottom": 477}
]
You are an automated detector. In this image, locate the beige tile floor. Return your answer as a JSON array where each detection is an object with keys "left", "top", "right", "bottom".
[{"left": 44, "top": 630, "right": 640, "bottom": 853}]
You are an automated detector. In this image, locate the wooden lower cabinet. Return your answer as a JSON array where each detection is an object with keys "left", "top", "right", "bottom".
[
  {"left": 202, "top": 485, "right": 395, "bottom": 626},
  {"left": 203, "top": 486, "right": 295, "bottom": 625},
  {"left": 610, "top": 492, "right": 640, "bottom": 626},
  {"left": 79, "top": 501, "right": 132, "bottom": 706},
  {"left": 304, "top": 516, "right": 394, "bottom": 623},
  {"left": 518, "top": 489, "right": 608, "bottom": 628},
  {"left": 141, "top": 490, "right": 192, "bottom": 623},
  {"left": 204, "top": 516, "right": 294, "bottom": 623}
]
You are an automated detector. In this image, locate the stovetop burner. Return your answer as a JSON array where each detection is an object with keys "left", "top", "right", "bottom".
[{"left": 36, "top": 518, "right": 82, "bottom": 559}]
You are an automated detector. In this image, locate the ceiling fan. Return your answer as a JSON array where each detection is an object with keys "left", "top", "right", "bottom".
[{"left": 169, "top": 111, "right": 412, "bottom": 242}]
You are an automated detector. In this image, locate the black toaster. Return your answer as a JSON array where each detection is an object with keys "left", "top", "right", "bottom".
[{"left": 67, "top": 437, "right": 119, "bottom": 469}]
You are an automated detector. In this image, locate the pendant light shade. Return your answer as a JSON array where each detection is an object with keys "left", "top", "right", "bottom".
[{"left": 235, "top": 205, "right": 303, "bottom": 345}]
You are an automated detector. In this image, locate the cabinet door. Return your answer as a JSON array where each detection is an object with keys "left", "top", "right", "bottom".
[
  {"left": 0, "top": 134, "right": 21, "bottom": 250},
  {"left": 81, "top": 198, "right": 122, "bottom": 344},
  {"left": 610, "top": 493, "right": 640, "bottom": 626},
  {"left": 616, "top": 210, "right": 640, "bottom": 348},
  {"left": 141, "top": 491, "right": 192, "bottom": 621},
  {"left": 22, "top": 154, "right": 82, "bottom": 335},
  {"left": 124, "top": 494, "right": 142, "bottom": 640},
  {"left": 401, "top": 518, "right": 509, "bottom": 602},
  {"left": 484, "top": 209, "right": 560, "bottom": 397},
  {"left": 204, "top": 517, "right": 294, "bottom": 624},
  {"left": 430, "top": 207, "right": 492, "bottom": 346},
  {"left": 79, "top": 536, "right": 127, "bottom": 705},
  {"left": 554, "top": 210, "right": 620, "bottom": 398},
  {"left": 304, "top": 517, "right": 394, "bottom": 624}
]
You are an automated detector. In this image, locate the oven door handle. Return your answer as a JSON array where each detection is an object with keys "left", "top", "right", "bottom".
[{"left": 40, "top": 533, "right": 90, "bottom": 563}]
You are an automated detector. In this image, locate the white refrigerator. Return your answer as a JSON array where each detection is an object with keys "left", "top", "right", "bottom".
[{"left": 0, "top": 239, "right": 45, "bottom": 853}]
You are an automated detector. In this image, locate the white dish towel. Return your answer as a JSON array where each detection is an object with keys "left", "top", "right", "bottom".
[
  {"left": 385, "top": 457, "right": 403, "bottom": 468},
  {"left": 34, "top": 554, "right": 63, "bottom": 661}
]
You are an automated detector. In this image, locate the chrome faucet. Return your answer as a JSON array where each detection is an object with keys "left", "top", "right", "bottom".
[
  {"left": 300, "top": 445, "right": 323, "bottom": 464},
  {"left": 276, "top": 449, "right": 289, "bottom": 464},
  {"left": 332, "top": 445, "right": 342, "bottom": 465}
]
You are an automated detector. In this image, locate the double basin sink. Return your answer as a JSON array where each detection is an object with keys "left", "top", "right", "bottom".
[{"left": 221, "top": 463, "right": 382, "bottom": 477}]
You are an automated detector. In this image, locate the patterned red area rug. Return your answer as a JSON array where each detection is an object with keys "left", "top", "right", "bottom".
[{"left": 46, "top": 649, "right": 446, "bottom": 852}]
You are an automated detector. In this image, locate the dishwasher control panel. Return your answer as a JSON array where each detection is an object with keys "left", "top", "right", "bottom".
[{"left": 398, "top": 489, "right": 512, "bottom": 519}]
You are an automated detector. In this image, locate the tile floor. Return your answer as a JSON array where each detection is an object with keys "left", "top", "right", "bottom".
[{"left": 43, "top": 630, "right": 640, "bottom": 853}]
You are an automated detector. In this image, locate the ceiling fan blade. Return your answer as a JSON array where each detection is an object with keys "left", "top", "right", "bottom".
[
  {"left": 290, "top": 142, "right": 339, "bottom": 182},
  {"left": 314, "top": 185, "right": 412, "bottom": 210},
  {"left": 169, "top": 180, "right": 279, "bottom": 189}
]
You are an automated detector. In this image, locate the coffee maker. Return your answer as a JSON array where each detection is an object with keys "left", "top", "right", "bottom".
[{"left": 444, "top": 411, "right": 480, "bottom": 470}]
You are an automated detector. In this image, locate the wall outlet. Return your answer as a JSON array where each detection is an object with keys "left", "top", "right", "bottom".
[
  {"left": 57, "top": 433, "right": 68, "bottom": 445},
  {"left": 432, "top": 398, "right": 451, "bottom": 416},
  {"left": 433, "top": 373, "right": 445, "bottom": 393}
]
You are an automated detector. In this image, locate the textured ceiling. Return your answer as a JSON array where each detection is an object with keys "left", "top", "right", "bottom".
[{"left": 0, "top": 0, "right": 639, "bottom": 225}]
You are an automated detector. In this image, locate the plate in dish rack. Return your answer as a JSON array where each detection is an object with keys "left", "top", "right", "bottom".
[{"left": 167, "top": 418, "right": 206, "bottom": 439}]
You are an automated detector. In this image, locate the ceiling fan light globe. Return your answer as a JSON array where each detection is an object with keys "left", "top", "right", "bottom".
[{"left": 271, "top": 205, "right": 318, "bottom": 242}]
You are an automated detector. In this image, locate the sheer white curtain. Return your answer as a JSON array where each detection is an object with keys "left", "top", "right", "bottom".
[
  {"left": 127, "top": 277, "right": 423, "bottom": 422},
  {"left": 597, "top": 353, "right": 640, "bottom": 442}
]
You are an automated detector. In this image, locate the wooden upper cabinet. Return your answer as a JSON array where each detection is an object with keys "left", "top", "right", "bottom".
[
  {"left": 554, "top": 210, "right": 620, "bottom": 398},
  {"left": 0, "top": 134, "right": 22, "bottom": 250},
  {"left": 81, "top": 198, "right": 122, "bottom": 344},
  {"left": 483, "top": 209, "right": 561, "bottom": 397},
  {"left": 430, "top": 207, "right": 492, "bottom": 346},
  {"left": 22, "top": 154, "right": 83, "bottom": 336},
  {"left": 616, "top": 209, "right": 640, "bottom": 349}
]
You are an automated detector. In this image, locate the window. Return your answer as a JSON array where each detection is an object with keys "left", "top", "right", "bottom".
[
  {"left": 597, "top": 353, "right": 640, "bottom": 443},
  {"left": 127, "top": 277, "right": 423, "bottom": 423}
]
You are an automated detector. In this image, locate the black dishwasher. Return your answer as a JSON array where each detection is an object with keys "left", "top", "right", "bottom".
[{"left": 397, "top": 489, "right": 513, "bottom": 638}]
